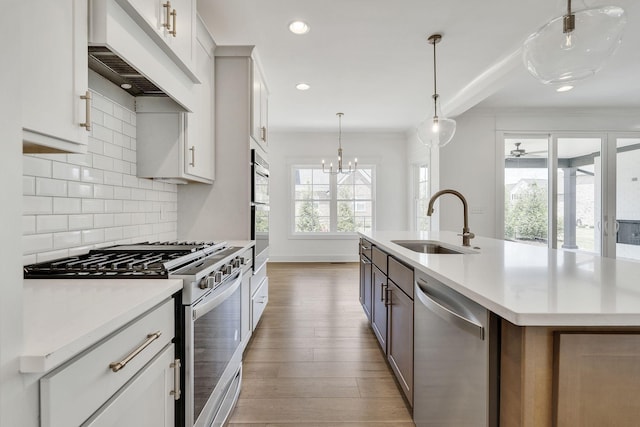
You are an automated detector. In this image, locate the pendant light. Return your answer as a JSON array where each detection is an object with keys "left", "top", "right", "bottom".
[
  {"left": 417, "top": 34, "right": 456, "bottom": 148},
  {"left": 322, "top": 113, "right": 357, "bottom": 175},
  {"left": 522, "top": 0, "right": 626, "bottom": 86}
]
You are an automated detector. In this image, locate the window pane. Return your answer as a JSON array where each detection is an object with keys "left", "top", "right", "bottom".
[
  {"left": 296, "top": 169, "right": 313, "bottom": 184},
  {"left": 337, "top": 184, "right": 354, "bottom": 199},
  {"left": 504, "top": 137, "right": 548, "bottom": 246},
  {"left": 313, "top": 169, "right": 330, "bottom": 185},
  {"left": 314, "top": 184, "right": 331, "bottom": 200},
  {"left": 337, "top": 201, "right": 356, "bottom": 232},
  {"left": 295, "top": 184, "right": 312, "bottom": 199},
  {"left": 616, "top": 138, "right": 640, "bottom": 261},
  {"left": 354, "top": 184, "right": 371, "bottom": 200}
]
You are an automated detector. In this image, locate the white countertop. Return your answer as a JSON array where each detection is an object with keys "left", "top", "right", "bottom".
[
  {"left": 361, "top": 230, "right": 640, "bottom": 327},
  {"left": 21, "top": 278, "right": 182, "bottom": 373}
]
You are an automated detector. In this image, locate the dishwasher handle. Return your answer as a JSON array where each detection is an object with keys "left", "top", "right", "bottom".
[{"left": 416, "top": 278, "right": 484, "bottom": 340}]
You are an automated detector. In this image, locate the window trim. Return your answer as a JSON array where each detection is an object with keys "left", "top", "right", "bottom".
[{"left": 289, "top": 163, "right": 376, "bottom": 238}]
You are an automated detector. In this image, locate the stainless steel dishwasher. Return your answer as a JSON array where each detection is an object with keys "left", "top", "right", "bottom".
[{"left": 414, "top": 272, "right": 499, "bottom": 427}]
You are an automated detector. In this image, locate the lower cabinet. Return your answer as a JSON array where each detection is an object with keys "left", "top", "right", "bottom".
[
  {"left": 40, "top": 299, "right": 178, "bottom": 427},
  {"left": 82, "top": 344, "right": 177, "bottom": 427},
  {"left": 251, "top": 277, "right": 269, "bottom": 331},
  {"left": 387, "top": 280, "right": 414, "bottom": 405},
  {"left": 359, "top": 254, "right": 372, "bottom": 321},
  {"left": 371, "top": 265, "right": 388, "bottom": 353}
]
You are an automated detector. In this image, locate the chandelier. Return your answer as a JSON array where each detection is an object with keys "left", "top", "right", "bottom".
[
  {"left": 417, "top": 34, "right": 456, "bottom": 148},
  {"left": 322, "top": 112, "right": 357, "bottom": 175},
  {"left": 522, "top": 0, "right": 626, "bottom": 88}
]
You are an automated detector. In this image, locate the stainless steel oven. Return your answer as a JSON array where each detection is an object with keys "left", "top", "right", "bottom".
[
  {"left": 185, "top": 269, "right": 243, "bottom": 427},
  {"left": 252, "top": 150, "right": 269, "bottom": 205},
  {"left": 251, "top": 149, "right": 269, "bottom": 272}
]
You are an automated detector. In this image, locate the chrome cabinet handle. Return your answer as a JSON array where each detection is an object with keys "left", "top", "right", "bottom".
[
  {"left": 361, "top": 259, "right": 371, "bottom": 265},
  {"left": 189, "top": 146, "right": 195, "bottom": 167},
  {"left": 162, "top": 1, "right": 172, "bottom": 30},
  {"left": 80, "top": 91, "right": 91, "bottom": 131},
  {"left": 109, "top": 331, "right": 162, "bottom": 372},
  {"left": 169, "top": 8, "right": 177, "bottom": 37},
  {"left": 380, "top": 282, "right": 387, "bottom": 302},
  {"left": 385, "top": 288, "right": 392, "bottom": 307},
  {"left": 260, "top": 126, "right": 266, "bottom": 142},
  {"left": 170, "top": 358, "right": 181, "bottom": 400}
]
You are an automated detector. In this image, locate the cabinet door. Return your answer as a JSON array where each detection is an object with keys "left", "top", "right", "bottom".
[
  {"left": 21, "top": 0, "right": 89, "bottom": 153},
  {"left": 360, "top": 255, "right": 372, "bottom": 321},
  {"left": 259, "top": 76, "right": 268, "bottom": 145},
  {"left": 251, "top": 64, "right": 262, "bottom": 144},
  {"left": 387, "top": 281, "right": 414, "bottom": 405},
  {"left": 371, "top": 266, "right": 387, "bottom": 353},
  {"left": 83, "top": 344, "right": 177, "bottom": 427},
  {"left": 241, "top": 271, "right": 252, "bottom": 348},
  {"left": 185, "top": 24, "right": 214, "bottom": 181}
]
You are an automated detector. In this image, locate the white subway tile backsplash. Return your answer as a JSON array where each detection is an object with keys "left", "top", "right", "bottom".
[
  {"left": 103, "top": 114, "right": 123, "bottom": 133},
  {"left": 24, "top": 234, "right": 53, "bottom": 254},
  {"left": 22, "top": 89, "right": 177, "bottom": 262},
  {"left": 105, "top": 200, "right": 123, "bottom": 213},
  {"left": 53, "top": 231, "right": 82, "bottom": 249},
  {"left": 23, "top": 177, "right": 35, "bottom": 196},
  {"left": 53, "top": 198, "right": 81, "bottom": 214},
  {"left": 37, "top": 215, "right": 68, "bottom": 233},
  {"left": 24, "top": 196, "right": 53, "bottom": 214},
  {"left": 94, "top": 213, "right": 115, "bottom": 228},
  {"left": 36, "top": 249, "right": 71, "bottom": 263},
  {"left": 82, "top": 199, "right": 104, "bottom": 213},
  {"left": 81, "top": 167, "right": 104, "bottom": 183},
  {"left": 52, "top": 162, "right": 81, "bottom": 181},
  {"left": 69, "top": 214, "right": 93, "bottom": 230},
  {"left": 93, "top": 184, "right": 114, "bottom": 199},
  {"left": 93, "top": 154, "right": 114, "bottom": 171},
  {"left": 36, "top": 178, "right": 67, "bottom": 197},
  {"left": 88, "top": 137, "right": 104, "bottom": 155},
  {"left": 68, "top": 182, "right": 94, "bottom": 198},
  {"left": 23, "top": 216, "right": 36, "bottom": 235},
  {"left": 103, "top": 171, "right": 123, "bottom": 186},
  {"left": 23, "top": 155, "right": 52, "bottom": 177},
  {"left": 82, "top": 229, "right": 105, "bottom": 244}
]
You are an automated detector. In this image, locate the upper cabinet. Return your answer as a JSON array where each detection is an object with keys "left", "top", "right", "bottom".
[
  {"left": 251, "top": 58, "right": 269, "bottom": 152},
  {"left": 116, "top": 0, "right": 197, "bottom": 79},
  {"left": 21, "top": 0, "right": 90, "bottom": 153},
  {"left": 135, "top": 16, "right": 215, "bottom": 184}
]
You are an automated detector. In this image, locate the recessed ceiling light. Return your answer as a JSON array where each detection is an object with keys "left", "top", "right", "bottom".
[
  {"left": 296, "top": 83, "right": 310, "bottom": 91},
  {"left": 556, "top": 85, "right": 574, "bottom": 92},
  {"left": 120, "top": 83, "right": 132, "bottom": 90},
  {"left": 289, "top": 21, "right": 310, "bottom": 35}
]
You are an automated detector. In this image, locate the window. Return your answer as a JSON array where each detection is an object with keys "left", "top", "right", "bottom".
[
  {"left": 292, "top": 166, "right": 374, "bottom": 234},
  {"left": 415, "top": 164, "right": 430, "bottom": 231}
]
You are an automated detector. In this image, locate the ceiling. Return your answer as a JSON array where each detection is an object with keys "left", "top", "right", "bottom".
[{"left": 198, "top": 0, "right": 640, "bottom": 133}]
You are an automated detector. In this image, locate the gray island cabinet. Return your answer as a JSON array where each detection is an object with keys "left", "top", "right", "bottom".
[{"left": 359, "top": 230, "right": 640, "bottom": 427}]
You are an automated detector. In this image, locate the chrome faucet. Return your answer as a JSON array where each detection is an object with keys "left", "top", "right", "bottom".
[{"left": 427, "top": 189, "right": 475, "bottom": 246}]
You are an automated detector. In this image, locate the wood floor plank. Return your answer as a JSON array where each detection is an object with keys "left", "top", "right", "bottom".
[{"left": 230, "top": 262, "right": 414, "bottom": 425}]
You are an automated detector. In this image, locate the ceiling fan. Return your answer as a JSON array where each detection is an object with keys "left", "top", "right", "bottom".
[{"left": 509, "top": 142, "right": 546, "bottom": 158}]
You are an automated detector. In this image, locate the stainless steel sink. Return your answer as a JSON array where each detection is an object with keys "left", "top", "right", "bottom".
[{"left": 391, "top": 240, "right": 478, "bottom": 255}]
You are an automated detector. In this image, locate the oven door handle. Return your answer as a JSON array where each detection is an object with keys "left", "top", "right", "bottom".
[{"left": 192, "top": 270, "right": 243, "bottom": 322}]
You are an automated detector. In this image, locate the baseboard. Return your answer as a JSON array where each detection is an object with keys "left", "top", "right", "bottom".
[{"left": 268, "top": 254, "right": 359, "bottom": 263}]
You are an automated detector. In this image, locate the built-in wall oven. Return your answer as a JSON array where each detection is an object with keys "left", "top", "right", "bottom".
[
  {"left": 251, "top": 149, "right": 269, "bottom": 271},
  {"left": 23, "top": 241, "right": 253, "bottom": 427}
]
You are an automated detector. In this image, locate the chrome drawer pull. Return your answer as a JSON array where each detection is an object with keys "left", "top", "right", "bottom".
[
  {"left": 109, "top": 331, "right": 162, "bottom": 373},
  {"left": 162, "top": 1, "right": 172, "bottom": 30},
  {"left": 80, "top": 91, "right": 91, "bottom": 131}
]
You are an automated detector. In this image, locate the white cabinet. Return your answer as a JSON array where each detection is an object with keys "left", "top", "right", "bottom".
[
  {"left": 251, "top": 60, "right": 269, "bottom": 151},
  {"left": 251, "top": 276, "right": 269, "bottom": 331},
  {"left": 83, "top": 344, "right": 177, "bottom": 427},
  {"left": 135, "top": 16, "right": 214, "bottom": 184},
  {"left": 115, "top": 0, "right": 197, "bottom": 80},
  {"left": 21, "top": 0, "right": 90, "bottom": 153},
  {"left": 40, "top": 299, "right": 177, "bottom": 427}
]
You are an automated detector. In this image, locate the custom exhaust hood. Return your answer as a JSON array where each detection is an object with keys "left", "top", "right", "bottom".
[
  {"left": 89, "top": 0, "right": 197, "bottom": 111},
  {"left": 88, "top": 46, "right": 164, "bottom": 97}
]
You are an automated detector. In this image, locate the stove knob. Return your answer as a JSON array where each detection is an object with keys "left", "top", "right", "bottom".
[
  {"left": 223, "top": 264, "right": 233, "bottom": 275},
  {"left": 199, "top": 277, "right": 209, "bottom": 289},
  {"left": 233, "top": 258, "right": 241, "bottom": 268},
  {"left": 214, "top": 271, "right": 223, "bottom": 284},
  {"left": 206, "top": 276, "right": 216, "bottom": 288}
]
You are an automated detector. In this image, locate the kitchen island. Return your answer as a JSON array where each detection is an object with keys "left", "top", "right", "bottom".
[{"left": 360, "top": 230, "right": 640, "bottom": 427}]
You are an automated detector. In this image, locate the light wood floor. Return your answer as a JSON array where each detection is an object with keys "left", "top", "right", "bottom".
[{"left": 228, "top": 262, "right": 415, "bottom": 427}]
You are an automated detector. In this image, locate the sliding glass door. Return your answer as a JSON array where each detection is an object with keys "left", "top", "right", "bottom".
[{"left": 502, "top": 133, "right": 640, "bottom": 260}]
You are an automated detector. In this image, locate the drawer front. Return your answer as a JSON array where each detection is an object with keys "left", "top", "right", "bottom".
[
  {"left": 388, "top": 256, "right": 414, "bottom": 299},
  {"left": 360, "top": 238, "right": 373, "bottom": 260},
  {"left": 372, "top": 246, "right": 388, "bottom": 275},
  {"left": 251, "top": 260, "right": 267, "bottom": 295},
  {"left": 41, "top": 299, "right": 175, "bottom": 427},
  {"left": 252, "top": 277, "right": 269, "bottom": 331}
]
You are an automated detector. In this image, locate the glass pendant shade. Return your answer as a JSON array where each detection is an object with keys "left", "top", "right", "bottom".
[
  {"left": 523, "top": 6, "right": 626, "bottom": 85},
  {"left": 417, "top": 99, "right": 456, "bottom": 148}
]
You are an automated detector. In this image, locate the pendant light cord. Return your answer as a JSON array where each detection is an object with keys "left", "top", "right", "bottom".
[
  {"left": 337, "top": 112, "right": 343, "bottom": 149},
  {"left": 432, "top": 36, "right": 439, "bottom": 118}
]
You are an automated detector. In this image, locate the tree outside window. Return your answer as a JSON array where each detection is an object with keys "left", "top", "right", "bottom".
[{"left": 293, "top": 166, "right": 374, "bottom": 234}]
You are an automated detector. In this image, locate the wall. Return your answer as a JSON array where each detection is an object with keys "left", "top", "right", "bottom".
[
  {"left": 269, "top": 132, "right": 409, "bottom": 262},
  {"left": 1, "top": 4, "right": 27, "bottom": 425},
  {"left": 438, "top": 107, "right": 640, "bottom": 239},
  {"left": 22, "top": 73, "right": 178, "bottom": 265}
]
